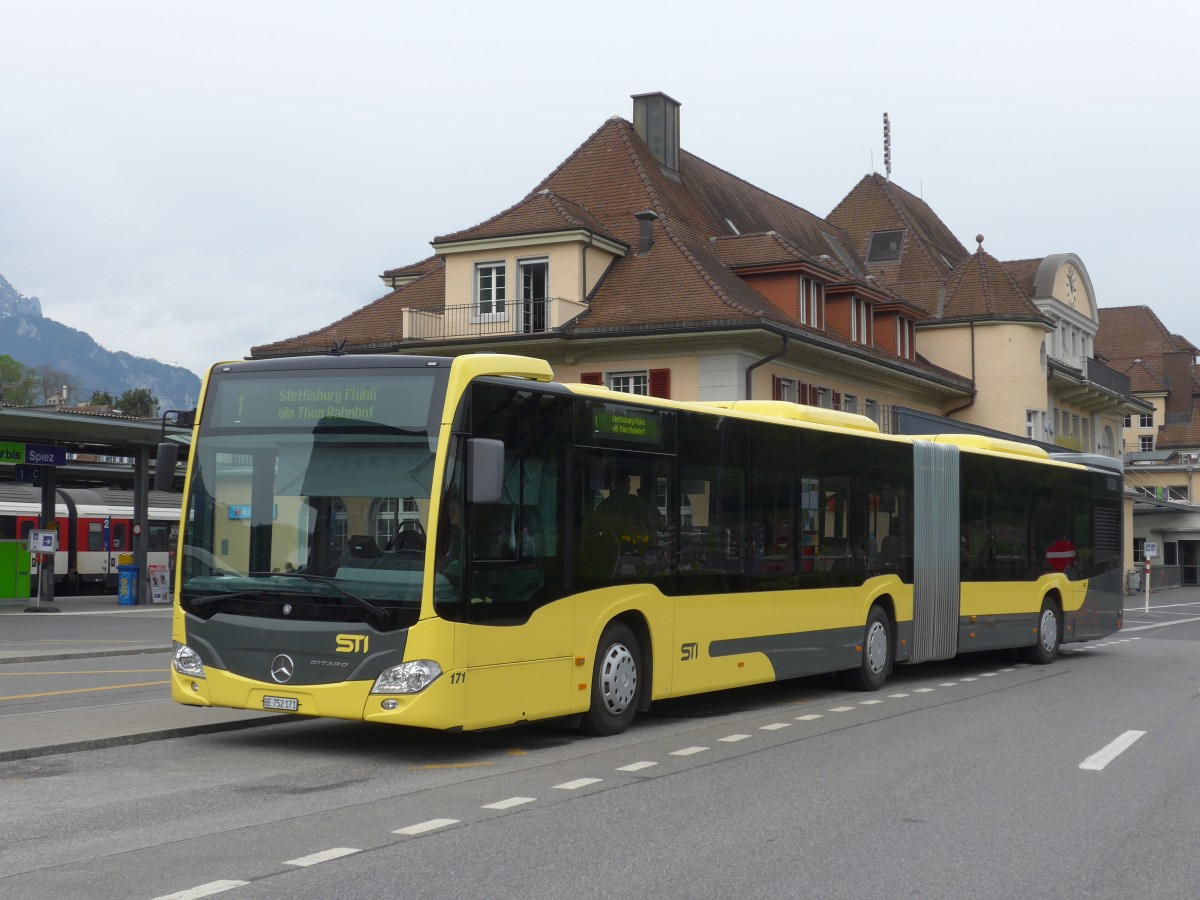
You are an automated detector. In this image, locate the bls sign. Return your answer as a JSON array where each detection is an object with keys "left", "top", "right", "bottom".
[{"left": 335, "top": 634, "right": 369, "bottom": 653}]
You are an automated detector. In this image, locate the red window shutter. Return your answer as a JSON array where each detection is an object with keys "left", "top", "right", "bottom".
[
  {"left": 772, "top": 375, "right": 783, "bottom": 401},
  {"left": 649, "top": 368, "right": 671, "bottom": 399},
  {"left": 580, "top": 371, "right": 603, "bottom": 385},
  {"left": 799, "top": 383, "right": 810, "bottom": 405},
  {"left": 832, "top": 390, "right": 842, "bottom": 409}
]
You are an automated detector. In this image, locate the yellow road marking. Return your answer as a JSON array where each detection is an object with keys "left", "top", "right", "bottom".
[{"left": 0, "top": 681, "right": 170, "bottom": 701}]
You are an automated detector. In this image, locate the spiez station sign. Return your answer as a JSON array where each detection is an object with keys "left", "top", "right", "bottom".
[{"left": 0, "top": 441, "right": 67, "bottom": 466}]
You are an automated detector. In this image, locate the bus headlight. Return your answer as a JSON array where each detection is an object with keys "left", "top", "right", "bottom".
[
  {"left": 173, "top": 642, "right": 206, "bottom": 678},
  {"left": 371, "top": 660, "right": 442, "bottom": 694}
]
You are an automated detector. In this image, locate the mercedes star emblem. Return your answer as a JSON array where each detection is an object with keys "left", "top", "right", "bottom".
[{"left": 270, "top": 654, "right": 295, "bottom": 683}]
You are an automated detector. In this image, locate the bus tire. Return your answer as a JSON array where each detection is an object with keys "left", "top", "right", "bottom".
[
  {"left": 580, "top": 622, "right": 641, "bottom": 736},
  {"left": 842, "top": 604, "right": 892, "bottom": 691},
  {"left": 1022, "top": 597, "right": 1061, "bottom": 665}
]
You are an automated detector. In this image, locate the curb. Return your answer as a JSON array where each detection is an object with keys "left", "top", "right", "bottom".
[
  {"left": 0, "top": 647, "right": 171, "bottom": 666},
  {"left": 0, "top": 713, "right": 298, "bottom": 763}
]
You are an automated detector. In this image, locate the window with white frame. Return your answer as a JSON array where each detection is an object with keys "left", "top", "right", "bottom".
[
  {"left": 800, "top": 277, "right": 822, "bottom": 327},
  {"left": 1124, "top": 414, "right": 1132, "bottom": 428},
  {"left": 816, "top": 387, "right": 831, "bottom": 408},
  {"left": 1140, "top": 435, "right": 1155, "bottom": 452},
  {"left": 850, "top": 298, "right": 871, "bottom": 345},
  {"left": 896, "top": 317, "right": 913, "bottom": 359},
  {"left": 1026, "top": 409, "right": 1046, "bottom": 440},
  {"left": 1139, "top": 413, "right": 1154, "bottom": 427},
  {"left": 778, "top": 377, "right": 796, "bottom": 402},
  {"left": 475, "top": 262, "right": 507, "bottom": 317},
  {"left": 608, "top": 371, "right": 649, "bottom": 395},
  {"left": 841, "top": 393, "right": 857, "bottom": 414}
]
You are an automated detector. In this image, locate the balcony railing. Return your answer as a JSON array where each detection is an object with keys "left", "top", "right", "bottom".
[
  {"left": 1085, "top": 356, "right": 1132, "bottom": 397},
  {"left": 403, "top": 297, "right": 587, "bottom": 342}
]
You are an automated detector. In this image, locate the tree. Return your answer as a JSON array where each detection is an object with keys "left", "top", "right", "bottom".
[
  {"left": 89, "top": 390, "right": 115, "bottom": 407},
  {"left": 116, "top": 387, "right": 158, "bottom": 418},
  {"left": 30, "top": 364, "right": 77, "bottom": 405},
  {"left": 0, "top": 354, "right": 37, "bottom": 406}
]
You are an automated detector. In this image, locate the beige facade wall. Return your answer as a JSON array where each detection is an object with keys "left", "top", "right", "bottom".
[
  {"left": 920, "top": 322, "right": 1047, "bottom": 436},
  {"left": 441, "top": 240, "right": 618, "bottom": 309}
]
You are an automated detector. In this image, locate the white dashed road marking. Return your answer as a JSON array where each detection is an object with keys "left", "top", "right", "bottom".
[
  {"left": 796, "top": 713, "right": 822, "bottom": 720},
  {"left": 393, "top": 818, "right": 459, "bottom": 836},
  {"left": 670, "top": 746, "right": 708, "bottom": 756},
  {"left": 554, "top": 778, "right": 602, "bottom": 790},
  {"left": 153, "top": 882, "right": 249, "bottom": 900},
  {"left": 719, "top": 734, "right": 752, "bottom": 742},
  {"left": 1080, "top": 730, "right": 1146, "bottom": 771},
  {"left": 483, "top": 796, "right": 536, "bottom": 810},
  {"left": 616, "top": 761, "right": 657, "bottom": 772},
  {"left": 284, "top": 848, "right": 360, "bottom": 867}
]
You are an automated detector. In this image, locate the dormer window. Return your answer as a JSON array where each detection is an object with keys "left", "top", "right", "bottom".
[
  {"left": 800, "top": 277, "right": 823, "bottom": 327},
  {"left": 896, "top": 317, "right": 914, "bottom": 359},
  {"left": 851, "top": 297, "right": 872, "bottom": 345},
  {"left": 867, "top": 230, "right": 904, "bottom": 263}
]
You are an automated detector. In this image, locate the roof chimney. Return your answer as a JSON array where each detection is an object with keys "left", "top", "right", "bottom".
[
  {"left": 632, "top": 92, "right": 681, "bottom": 172},
  {"left": 634, "top": 210, "right": 658, "bottom": 255}
]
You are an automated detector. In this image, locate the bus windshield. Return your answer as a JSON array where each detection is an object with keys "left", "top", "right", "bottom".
[{"left": 178, "top": 364, "right": 451, "bottom": 624}]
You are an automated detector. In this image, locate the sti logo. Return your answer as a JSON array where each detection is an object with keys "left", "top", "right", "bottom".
[{"left": 335, "top": 634, "right": 368, "bottom": 653}]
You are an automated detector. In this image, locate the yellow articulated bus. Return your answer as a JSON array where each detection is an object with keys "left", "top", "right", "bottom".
[{"left": 162, "top": 353, "right": 1123, "bottom": 735}]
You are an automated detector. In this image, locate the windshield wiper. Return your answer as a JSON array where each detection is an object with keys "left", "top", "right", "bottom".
[
  {"left": 249, "top": 571, "right": 390, "bottom": 623},
  {"left": 185, "top": 590, "right": 269, "bottom": 610}
]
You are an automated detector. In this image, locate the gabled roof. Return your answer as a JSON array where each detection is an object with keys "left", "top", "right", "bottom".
[
  {"left": 433, "top": 189, "right": 623, "bottom": 247},
  {"left": 938, "top": 247, "right": 1047, "bottom": 322},
  {"left": 1122, "top": 357, "right": 1168, "bottom": 393},
  {"left": 1096, "top": 306, "right": 1199, "bottom": 368},
  {"left": 827, "top": 174, "right": 970, "bottom": 313}
]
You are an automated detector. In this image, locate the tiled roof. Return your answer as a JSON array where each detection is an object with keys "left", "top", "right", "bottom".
[
  {"left": 827, "top": 174, "right": 970, "bottom": 315},
  {"left": 250, "top": 259, "right": 446, "bottom": 356},
  {"left": 434, "top": 189, "right": 622, "bottom": 247},
  {"left": 939, "top": 248, "right": 1046, "bottom": 321},
  {"left": 1158, "top": 397, "right": 1200, "bottom": 448},
  {"left": 1001, "top": 258, "right": 1042, "bottom": 297},
  {"left": 380, "top": 255, "right": 440, "bottom": 279},
  {"left": 1096, "top": 305, "right": 1198, "bottom": 369},
  {"left": 1122, "top": 358, "right": 1167, "bottom": 393}
]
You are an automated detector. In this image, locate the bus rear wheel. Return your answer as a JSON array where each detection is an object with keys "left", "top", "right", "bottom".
[
  {"left": 842, "top": 604, "right": 892, "bottom": 691},
  {"left": 580, "top": 622, "right": 641, "bottom": 736},
  {"left": 1022, "top": 598, "right": 1060, "bottom": 665}
]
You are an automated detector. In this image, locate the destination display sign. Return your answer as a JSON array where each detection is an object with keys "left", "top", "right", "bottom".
[
  {"left": 206, "top": 373, "right": 439, "bottom": 430},
  {"left": 592, "top": 405, "right": 664, "bottom": 445},
  {"left": 0, "top": 441, "right": 67, "bottom": 466}
]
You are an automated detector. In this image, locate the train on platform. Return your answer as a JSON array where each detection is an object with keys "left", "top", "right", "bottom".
[{"left": 0, "top": 484, "right": 182, "bottom": 593}]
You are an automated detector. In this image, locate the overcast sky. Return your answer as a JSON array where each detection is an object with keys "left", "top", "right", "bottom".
[{"left": 3, "top": 1, "right": 1197, "bottom": 381}]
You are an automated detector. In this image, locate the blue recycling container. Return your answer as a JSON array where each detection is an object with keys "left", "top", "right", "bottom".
[{"left": 117, "top": 564, "right": 139, "bottom": 605}]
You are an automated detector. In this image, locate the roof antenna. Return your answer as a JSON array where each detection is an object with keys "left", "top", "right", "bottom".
[
  {"left": 883, "top": 112, "right": 892, "bottom": 181},
  {"left": 330, "top": 339, "right": 348, "bottom": 356}
]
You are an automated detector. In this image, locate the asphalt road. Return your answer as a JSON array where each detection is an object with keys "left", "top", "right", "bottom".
[{"left": 1, "top": 592, "right": 1198, "bottom": 899}]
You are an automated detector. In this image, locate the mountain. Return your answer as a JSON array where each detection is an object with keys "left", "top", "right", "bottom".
[{"left": 0, "top": 273, "right": 201, "bottom": 411}]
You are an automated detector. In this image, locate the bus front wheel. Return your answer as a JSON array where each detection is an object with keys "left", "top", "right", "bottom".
[
  {"left": 1022, "top": 598, "right": 1061, "bottom": 665},
  {"left": 842, "top": 604, "right": 892, "bottom": 691},
  {"left": 580, "top": 622, "right": 641, "bottom": 736}
]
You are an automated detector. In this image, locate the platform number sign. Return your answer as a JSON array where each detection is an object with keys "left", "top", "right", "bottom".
[
  {"left": 28, "top": 529, "right": 58, "bottom": 554},
  {"left": 1143, "top": 542, "right": 1159, "bottom": 559}
]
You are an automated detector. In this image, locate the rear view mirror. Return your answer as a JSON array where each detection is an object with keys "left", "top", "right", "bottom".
[
  {"left": 154, "top": 442, "right": 180, "bottom": 492},
  {"left": 467, "top": 438, "right": 505, "bottom": 505}
]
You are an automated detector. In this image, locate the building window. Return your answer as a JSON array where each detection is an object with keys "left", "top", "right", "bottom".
[
  {"left": 776, "top": 377, "right": 796, "bottom": 402},
  {"left": 1133, "top": 537, "right": 1145, "bottom": 563},
  {"left": 1140, "top": 435, "right": 1155, "bottom": 452},
  {"left": 842, "top": 393, "right": 857, "bottom": 414},
  {"left": 896, "top": 318, "right": 913, "bottom": 359},
  {"left": 1124, "top": 414, "right": 1132, "bottom": 428},
  {"left": 608, "top": 372, "right": 649, "bottom": 396},
  {"left": 1140, "top": 413, "right": 1154, "bottom": 428},
  {"left": 1026, "top": 409, "right": 1046, "bottom": 440},
  {"left": 816, "top": 387, "right": 832, "bottom": 408},
  {"left": 475, "top": 262, "right": 507, "bottom": 317},
  {"left": 800, "top": 277, "right": 822, "bottom": 327},
  {"left": 1165, "top": 541, "right": 1178, "bottom": 566},
  {"left": 866, "top": 230, "right": 904, "bottom": 263},
  {"left": 850, "top": 298, "right": 871, "bottom": 345}
]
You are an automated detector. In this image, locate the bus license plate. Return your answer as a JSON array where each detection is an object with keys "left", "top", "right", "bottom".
[{"left": 263, "top": 696, "right": 298, "bottom": 711}]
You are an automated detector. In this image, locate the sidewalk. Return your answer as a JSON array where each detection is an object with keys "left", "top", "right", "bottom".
[{"left": 0, "top": 594, "right": 292, "bottom": 762}]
